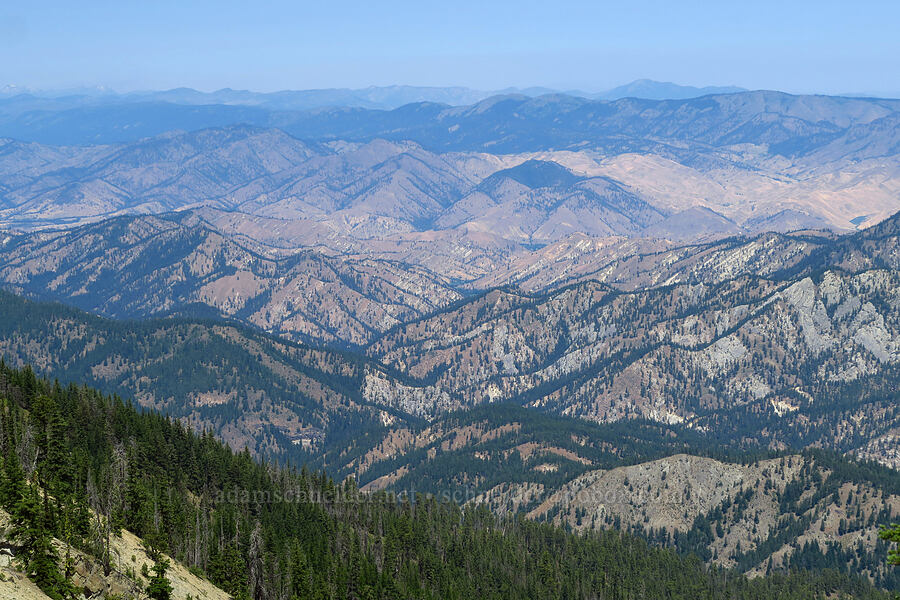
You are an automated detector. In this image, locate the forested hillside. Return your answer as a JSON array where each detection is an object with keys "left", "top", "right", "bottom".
[
  {"left": 0, "top": 289, "right": 407, "bottom": 462},
  {"left": 0, "top": 363, "right": 895, "bottom": 599},
  {"left": 314, "top": 402, "right": 900, "bottom": 590}
]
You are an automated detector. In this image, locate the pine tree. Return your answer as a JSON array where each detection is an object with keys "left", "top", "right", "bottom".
[
  {"left": 146, "top": 553, "right": 174, "bottom": 600},
  {"left": 208, "top": 543, "right": 250, "bottom": 600},
  {"left": 1, "top": 447, "right": 26, "bottom": 511},
  {"left": 10, "top": 486, "right": 74, "bottom": 600},
  {"left": 289, "top": 540, "right": 312, "bottom": 600},
  {"left": 881, "top": 523, "right": 900, "bottom": 566}
]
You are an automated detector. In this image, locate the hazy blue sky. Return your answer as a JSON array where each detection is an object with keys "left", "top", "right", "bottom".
[{"left": 2, "top": 0, "right": 898, "bottom": 95}]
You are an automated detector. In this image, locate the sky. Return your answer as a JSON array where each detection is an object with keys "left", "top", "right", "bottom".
[{"left": 1, "top": 0, "right": 899, "bottom": 96}]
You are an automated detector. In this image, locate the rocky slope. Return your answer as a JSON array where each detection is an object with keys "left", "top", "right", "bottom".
[
  {"left": 525, "top": 453, "right": 900, "bottom": 586},
  {"left": 0, "top": 212, "right": 462, "bottom": 346},
  {"left": 469, "top": 229, "right": 827, "bottom": 292},
  {"left": 0, "top": 507, "right": 230, "bottom": 600},
  {"left": 371, "top": 269, "right": 899, "bottom": 427},
  {"left": 366, "top": 214, "right": 900, "bottom": 465},
  {"left": 312, "top": 403, "right": 900, "bottom": 589}
]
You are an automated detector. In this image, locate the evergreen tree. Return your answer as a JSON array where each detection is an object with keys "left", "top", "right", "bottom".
[
  {"left": 288, "top": 540, "right": 312, "bottom": 600},
  {"left": 146, "top": 553, "right": 174, "bottom": 600},
  {"left": 0, "top": 362, "right": 896, "bottom": 600},
  {"left": 9, "top": 486, "right": 74, "bottom": 599},
  {"left": 1, "top": 446, "right": 26, "bottom": 511},
  {"left": 881, "top": 524, "right": 900, "bottom": 566}
]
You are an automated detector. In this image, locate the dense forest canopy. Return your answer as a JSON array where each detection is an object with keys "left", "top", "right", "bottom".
[{"left": 0, "top": 361, "right": 896, "bottom": 599}]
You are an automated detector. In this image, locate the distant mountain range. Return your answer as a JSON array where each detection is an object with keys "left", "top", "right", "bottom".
[
  {"left": 2, "top": 91, "right": 898, "bottom": 232},
  {"left": 0, "top": 79, "right": 759, "bottom": 146},
  {"left": 1, "top": 84, "right": 899, "bottom": 458},
  {"left": 1, "top": 79, "right": 748, "bottom": 108},
  {"left": 2, "top": 80, "right": 900, "bottom": 595},
  {"left": 0, "top": 87, "right": 896, "bottom": 155},
  {"left": 593, "top": 79, "right": 746, "bottom": 100}
]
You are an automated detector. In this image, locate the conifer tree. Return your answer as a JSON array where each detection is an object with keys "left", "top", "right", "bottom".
[
  {"left": 289, "top": 540, "right": 312, "bottom": 600},
  {"left": 10, "top": 486, "right": 74, "bottom": 599},
  {"left": 146, "top": 552, "right": 174, "bottom": 600},
  {"left": 1, "top": 447, "right": 26, "bottom": 510},
  {"left": 881, "top": 523, "right": 900, "bottom": 566}
]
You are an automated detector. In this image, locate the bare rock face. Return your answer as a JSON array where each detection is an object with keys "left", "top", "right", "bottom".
[
  {"left": 363, "top": 371, "right": 453, "bottom": 417},
  {"left": 370, "top": 268, "right": 900, "bottom": 428},
  {"left": 854, "top": 428, "right": 900, "bottom": 470}
]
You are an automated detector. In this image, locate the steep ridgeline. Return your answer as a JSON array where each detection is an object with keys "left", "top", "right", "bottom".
[
  {"left": 0, "top": 290, "right": 420, "bottom": 461},
  {"left": 479, "top": 205, "right": 900, "bottom": 295},
  {"left": 0, "top": 213, "right": 462, "bottom": 347},
  {"left": 501, "top": 208, "right": 900, "bottom": 294},
  {"left": 312, "top": 403, "right": 900, "bottom": 590},
  {"left": 2, "top": 208, "right": 898, "bottom": 351},
  {"left": 470, "top": 229, "right": 835, "bottom": 293},
  {"left": 368, "top": 212, "right": 900, "bottom": 468},
  {"left": 0, "top": 363, "right": 894, "bottom": 599},
  {"left": 526, "top": 453, "right": 900, "bottom": 589}
]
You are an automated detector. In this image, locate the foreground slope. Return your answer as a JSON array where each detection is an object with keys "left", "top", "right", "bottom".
[
  {"left": 0, "top": 508, "right": 230, "bottom": 600},
  {"left": 0, "top": 363, "right": 893, "bottom": 599}
]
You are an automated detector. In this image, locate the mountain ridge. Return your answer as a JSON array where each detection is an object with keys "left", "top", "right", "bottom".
[
  {"left": 4, "top": 90, "right": 899, "bottom": 234},
  {"left": 0, "top": 79, "right": 752, "bottom": 110},
  {"left": 1, "top": 211, "right": 899, "bottom": 470},
  {"left": 2, "top": 362, "right": 892, "bottom": 598}
]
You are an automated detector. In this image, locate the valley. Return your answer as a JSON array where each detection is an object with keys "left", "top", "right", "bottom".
[{"left": 1, "top": 86, "right": 900, "bottom": 598}]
